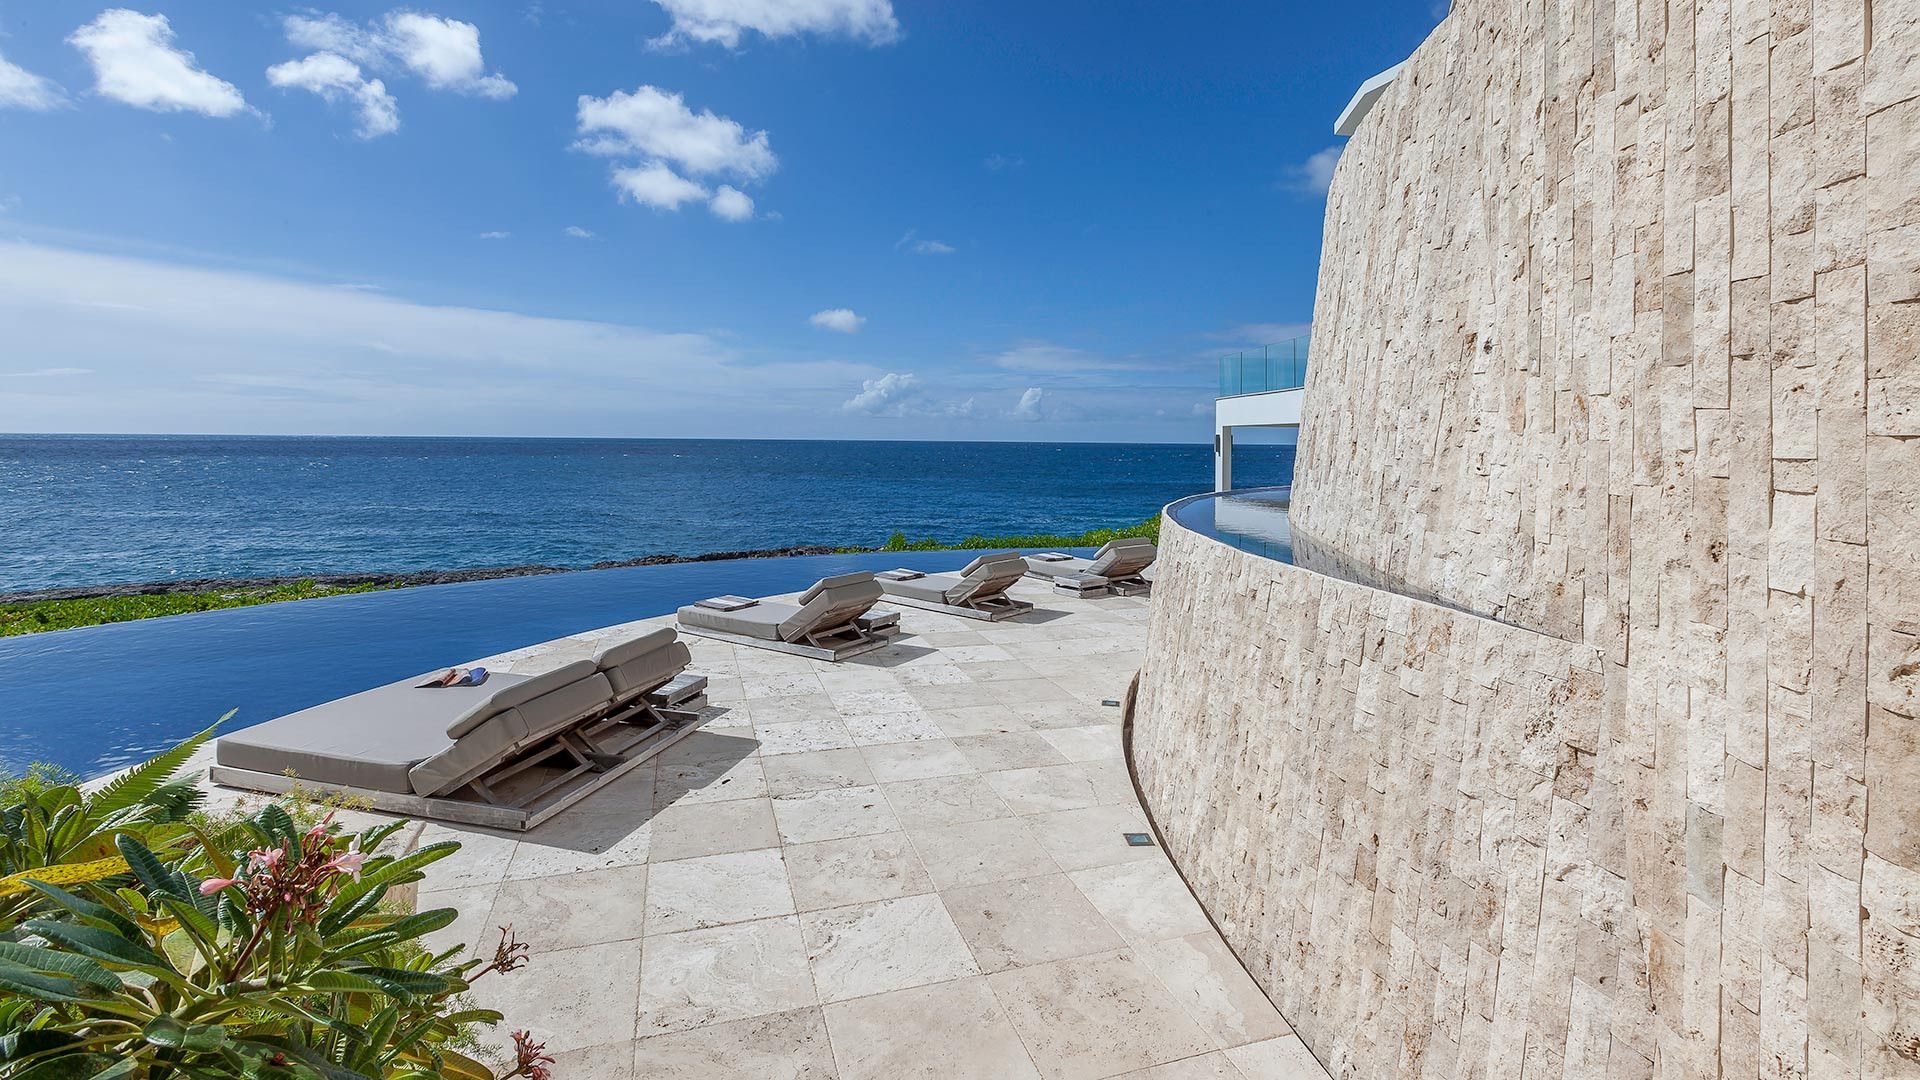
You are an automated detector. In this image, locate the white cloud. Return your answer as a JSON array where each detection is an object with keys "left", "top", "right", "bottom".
[
  {"left": 0, "top": 240, "right": 895, "bottom": 437},
  {"left": 563, "top": 225, "right": 596, "bottom": 238},
  {"left": 611, "top": 162, "right": 708, "bottom": 210},
  {"left": 478, "top": 230, "right": 511, "bottom": 239},
  {"left": 708, "top": 185, "right": 754, "bottom": 221},
  {"left": 988, "top": 343, "right": 1145, "bottom": 374},
  {"left": 69, "top": 10, "right": 252, "bottom": 118},
  {"left": 0, "top": 367, "right": 92, "bottom": 378},
  {"left": 1009, "top": 387, "right": 1046, "bottom": 421},
  {"left": 577, "top": 86, "right": 774, "bottom": 218},
  {"left": 983, "top": 153, "right": 1023, "bottom": 171},
  {"left": 842, "top": 371, "right": 920, "bottom": 415},
  {"left": 282, "top": 10, "right": 516, "bottom": 101},
  {"left": 0, "top": 51, "right": 66, "bottom": 110},
  {"left": 1286, "top": 145, "right": 1343, "bottom": 195},
  {"left": 266, "top": 52, "right": 398, "bottom": 138},
  {"left": 648, "top": 0, "right": 900, "bottom": 48},
  {"left": 895, "top": 229, "right": 953, "bottom": 255},
  {"left": 809, "top": 308, "right": 864, "bottom": 333}
]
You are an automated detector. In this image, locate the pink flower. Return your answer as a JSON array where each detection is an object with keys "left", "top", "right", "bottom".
[
  {"left": 200, "top": 877, "right": 239, "bottom": 896},
  {"left": 324, "top": 851, "right": 368, "bottom": 877}
]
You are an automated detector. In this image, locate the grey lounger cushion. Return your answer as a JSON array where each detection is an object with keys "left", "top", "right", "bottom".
[
  {"left": 594, "top": 628, "right": 692, "bottom": 700},
  {"left": 880, "top": 552, "right": 1027, "bottom": 605},
  {"left": 1087, "top": 538, "right": 1156, "bottom": 578},
  {"left": 679, "top": 573, "right": 882, "bottom": 643}
]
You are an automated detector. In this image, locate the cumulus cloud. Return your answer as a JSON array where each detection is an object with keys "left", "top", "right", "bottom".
[
  {"left": 69, "top": 10, "right": 252, "bottom": 118},
  {"left": 894, "top": 229, "right": 953, "bottom": 255},
  {"left": 576, "top": 85, "right": 774, "bottom": 220},
  {"left": 284, "top": 11, "right": 515, "bottom": 99},
  {"left": 1009, "top": 386, "right": 1046, "bottom": 421},
  {"left": 1285, "top": 145, "right": 1343, "bottom": 195},
  {"left": 563, "top": 225, "right": 596, "bottom": 238},
  {"left": 0, "top": 52, "right": 66, "bottom": 110},
  {"left": 708, "top": 184, "right": 755, "bottom": 221},
  {"left": 266, "top": 52, "right": 397, "bottom": 138},
  {"left": 842, "top": 371, "right": 921, "bottom": 416},
  {"left": 648, "top": 0, "right": 900, "bottom": 48},
  {"left": 809, "top": 308, "right": 864, "bottom": 333}
]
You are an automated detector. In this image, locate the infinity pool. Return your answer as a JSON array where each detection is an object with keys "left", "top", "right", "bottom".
[
  {"left": 1167, "top": 486, "right": 1295, "bottom": 563},
  {"left": 0, "top": 549, "right": 1086, "bottom": 779}
]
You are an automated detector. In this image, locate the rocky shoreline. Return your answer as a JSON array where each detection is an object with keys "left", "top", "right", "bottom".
[{"left": 0, "top": 545, "right": 870, "bottom": 605}]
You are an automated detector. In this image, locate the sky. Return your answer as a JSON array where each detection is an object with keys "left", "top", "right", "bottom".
[{"left": 0, "top": 1, "right": 1444, "bottom": 442}]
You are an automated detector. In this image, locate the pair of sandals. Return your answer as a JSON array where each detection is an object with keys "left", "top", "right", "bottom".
[{"left": 427, "top": 666, "right": 488, "bottom": 687}]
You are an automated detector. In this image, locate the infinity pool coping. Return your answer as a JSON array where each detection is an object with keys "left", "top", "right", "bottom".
[{"left": 184, "top": 576, "right": 1330, "bottom": 1079}]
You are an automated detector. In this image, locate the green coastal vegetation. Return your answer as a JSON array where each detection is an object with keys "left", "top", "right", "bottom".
[{"left": 0, "top": 517, "right": 1161, "bottom": 638}]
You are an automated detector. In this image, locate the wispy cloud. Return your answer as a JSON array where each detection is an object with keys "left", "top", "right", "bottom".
[
  {"left": 0, "top": 367, "right": 92, "bottom": 378},
  {"left": 478, "top": 230, "right": 511, "bottom": 239},
  {"left": 983, "top": 153, "right": 1024, "bottom": 172},
  {"left": 69, "top": 10, "right": 254, "bottom": 118},
  {"left": 0, "top": 50, "right": 66, "bottom": 110},
  {"left": 1282, "top": 145, "right": 1342, "bottom": 195},
  {"left": 647, "top": 0, "right": 900, "bottom": 48},
  {"left": 563, "top": 225, "right": 596, "bottom": 239},
  {"left": 810, "top": 308, "right": 865, "bottom": 333},
  {"left": 895, "top": 229, "right": 954, "bottom": 255}
]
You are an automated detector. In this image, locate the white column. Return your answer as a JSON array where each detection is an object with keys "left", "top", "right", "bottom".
[{"left": 1214, "top": 424, "right": 1233, "bottom": 491}]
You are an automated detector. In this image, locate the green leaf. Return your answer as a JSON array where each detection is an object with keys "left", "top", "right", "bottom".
[
  {"left": 22, "top": 880, "right": 142, "bottom": 938},
  {"left": 343, "top": 965, "right": 453, "bottom": 998},
  {"left": 86, "top": 722, "right": 223, "bottom": 822},
  {"left": 0, "top": 960, "right": 115, "bottom": 1003},
  {"left": 24, "top": 918, "right": 173, "bottom": 976},
  {"left": 10, "top": 1054, "right": 118, "bottom": 1080},
  {"left": 143, "top": 1014, "right": 188, "bottom": 1047},
  {"left": 115, "top": 833, "right": 188, "bottom": 901},
  {"left": 318, "top": 843, "right": 456, "bottom": 934},
  {"left": 0, "top": 939, "right": 123, "bottom": 989}
]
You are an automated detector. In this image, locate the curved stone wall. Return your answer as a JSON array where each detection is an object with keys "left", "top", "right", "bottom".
[{"left": 1133, "top": 0, "right": 1920, "bottom": 1072}]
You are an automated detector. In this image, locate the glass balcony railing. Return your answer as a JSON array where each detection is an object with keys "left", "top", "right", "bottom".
[{"left": 1218, "top": 333, "right": 1310, "bottom": 397}]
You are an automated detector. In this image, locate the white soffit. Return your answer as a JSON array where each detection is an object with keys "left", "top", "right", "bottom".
[{"left": 1334, "top": 62, "right": 1404, "bottom": 136}]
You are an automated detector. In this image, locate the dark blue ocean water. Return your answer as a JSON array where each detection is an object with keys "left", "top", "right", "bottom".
[{"left": 0, "top": 436, "right": 1293, "bottom": 592}]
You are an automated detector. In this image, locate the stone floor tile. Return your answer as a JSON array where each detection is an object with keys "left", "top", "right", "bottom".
[
  {"left": 487, "top": 863, "right": 648, "bottom": 951},
  {"left": 636, "top": 916, "right": 817, "bottom": 1037},
  {"left": 840, "top": 710, "right": 948, "bottom": 745},
  {"left": 648, "top": 798, "right": 780, "bottom": 862},
  {"left": 894, "top": 662, "right": 971, "bottom": 686},
  {"left": 983, "top": 677, "right": 1080, "bottom": 704},
  {"left": 645, "top": 847, "right": 795, "bottom": 935},
  {"left": 906, "top": 681, "right": 1007, "bottom": 709},
  {"left": 906, "top": 816, "right": 1060, "bottom": 889},
  {"left": 929, "top": 704, "right": 1034, "bottom": 738},
  {"left": 1025, "top": 804, "right": 1160, "bottom": 871},
  {"left": 880, "top": 774, "right": 1014, "bottom": 828},
  {"left": 740, "top": 673, "right": 826, "bottom": 699},
  {"left": 941, "top": 872, "right": 1125, "bottom": 973},
  {"left": 800, "top": 894, "right": 981, "bottom": 1002},
  {"left": 952, "top": 731, "right": 1073, "bottom": 772},
  {"left": 632, "top": 1007, "right": 839, "bottom": 1079},
  {"left": 936, "top": 644, "right": 1015, "bottom": 664},
  {"left": 757, "top": 719, "right": 860, "bottom": 756},
  {"left": 1138, "top": 933, "right": 1291, "bottom": 1049},
  {"left": 1035, "top": 723, "right": 1125, "bottom": 763},
  {"left": 822, "top": 976, "right": 1042, "bottom": 1080},
  {"left": 763, "top": 747, "right": 877, "bottom": 796},
  {"left": 1079, "top": 758, "right": 1139, "bottom": 804},
  {"left": 1012, "top": 699, "right": 1117, "bottom": 730},
  {"left": 986, "top": 950, "right": 1216, "bottom": 1080},
  {"left": 772, "top": 785, "right": 900, "bottom": 845},
  {"left": 859, "top": 738, "right": 975, "bottom": 782},
  {"left": 986, "top": 763, "right": 1103, "bottom": 814},
  {"left": 653, "top": 739, "right": 766, "bottom": 808},
  {"left": 548, "top": 1039, "right": 637, "bottom": 1079},
  {"left": 469, "top": 938, "right": 642, "bottom": 1055},
  {"left": 825, "top": 687, "right": 922, "bottom": 714},
  {"left": 416, "top": 884, "right": 498, "bottom": 959},
  {"left": 784, "top": 830, "right": 934, "bottom": 911},
  {"left": 1222, "top": 1035, "right": 1328, "bottom": 1079},
  {"left": 1068, "top": 860, "right": 1212, "bottom": 944},
  {"left": 414, "top": 825, "right": 520, "bottom": 891},
  {"left": 747, "top": 694, "right": 844, "bottom": 726},
  {"left": 1116, "top": 1052, "right": 1245, "bottom": 1079}
]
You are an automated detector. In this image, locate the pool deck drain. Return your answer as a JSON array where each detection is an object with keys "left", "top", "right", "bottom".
[{"left": 192, "top": 579, "right": 1330, "bottom": 1079}]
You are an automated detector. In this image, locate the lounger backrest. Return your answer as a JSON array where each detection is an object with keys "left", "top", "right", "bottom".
[
  {"left": 778, "top": 572, "right": 882, "bottom": 642},
  {"left": 594, "top": 629, "right": 692, "bottom": 700},
  {"left": 445, "top": 660, "right": 601, "bottom": 738},
  {"left": 414, "top": 659, "right": 613, "bottom": 797},
  {"left": 1088, "top": 539, "right": 1156, "bottom": 578},
  {"left": 948, "top": 552, "right": 1028, "bottom": 603}
]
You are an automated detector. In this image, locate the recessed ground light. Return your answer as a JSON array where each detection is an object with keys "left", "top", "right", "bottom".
[
  {"left": 1101, "top": 698, "right": 1120, "bottom": 707},
  {"left": 1124, "top": 833, "right": 1154, "bottom": 847}
]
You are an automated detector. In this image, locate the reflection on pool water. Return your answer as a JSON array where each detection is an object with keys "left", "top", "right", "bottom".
[
  {"left": 1167, "top": 486, "right": 1296, "bottom": 564},
  {"left": 0, "top": 549, "right": 1088, "bottom": 779}
]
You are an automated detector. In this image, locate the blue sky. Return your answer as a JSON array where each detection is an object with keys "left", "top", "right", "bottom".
[{"left": 0, "top": 1, "right": 1441, "bottom": 441}]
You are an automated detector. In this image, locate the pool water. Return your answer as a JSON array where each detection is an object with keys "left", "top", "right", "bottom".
[
  {"left": 1167, "top": 487, "right": 1295, "bottom": 564},
  {"left": 0, "top": 549, "right": 1087, "bottom": 779}
]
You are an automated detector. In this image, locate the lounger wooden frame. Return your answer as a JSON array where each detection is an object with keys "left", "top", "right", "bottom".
[
  {"left": 208, "top": 696, "right": 707, "bottom": 832},
  {"left": 880, "top": 593, "right": 1036, "bottom": 622},
  {"left": 676, "top": 618, "right": 897, "bottom": 661}
]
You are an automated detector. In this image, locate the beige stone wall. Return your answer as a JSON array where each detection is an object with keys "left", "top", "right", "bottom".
[{"left": 1132, "top": 0, "right": 1920, "bottom": 1073}]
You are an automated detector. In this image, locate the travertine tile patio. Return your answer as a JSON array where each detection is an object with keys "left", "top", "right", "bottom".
[{"left": 214, "top": 577, "right": 1332, "bottom": 1079}]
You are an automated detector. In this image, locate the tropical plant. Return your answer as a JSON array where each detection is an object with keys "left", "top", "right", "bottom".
[{"left": 0, "top": 802, "right": 531, "bottom": 1078}]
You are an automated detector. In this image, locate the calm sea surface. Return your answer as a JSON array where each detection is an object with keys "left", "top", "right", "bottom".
[{"left": 0, "top": 435, "right": 1295, "bottom": 592}]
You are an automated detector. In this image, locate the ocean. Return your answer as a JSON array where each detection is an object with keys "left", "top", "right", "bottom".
[{"left": 0, "top": 435, "right": 1295, "bottom": 593}]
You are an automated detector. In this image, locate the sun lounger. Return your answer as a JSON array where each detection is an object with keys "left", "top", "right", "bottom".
[
  {"left": 209, "top": 629, "right": 705, "bottom": 830},
  {"left": 676, "top": 572, "right": 899, "bottom": 661},
  {"left": 876, "top": 552, "right": 1036, "bottom": 621},
  {"left": 1024, "top": 538, "right": 1157, "bottom": 595}
]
